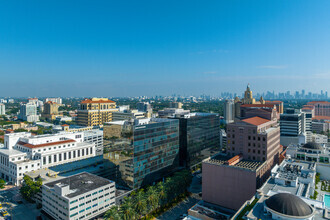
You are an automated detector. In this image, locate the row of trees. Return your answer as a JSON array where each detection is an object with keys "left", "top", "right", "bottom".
[{"left": 104, "top": 169, "right": 192, "bottom": 220}]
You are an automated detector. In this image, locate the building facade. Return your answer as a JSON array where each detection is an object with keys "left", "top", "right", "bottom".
[
  {"left": 42, "top": 101, "right": 62, "bottom": 120},
  {"left": 306, "top": 101, "right": 330, "bottom": 117},
  {"left": 0, "top": 103, "right": 5, "bottom": 115},
  {"left": 0, "top": 132, "right": 98, "bottom": 185},
  {"left": 173, "top": 113, "right": 220, "bottom": 167},
  {"left": 45, "top": 97, "right": 62, "bottom": 105},
  {"left": 18, "top": 103, "right": 39, "bottom": 122},
  {"left": 104, "top": 118, "right": 179, "bottom": 189},
  {"left": 42, "top": 172, "right": 115, "bottom": 220},
  {"left": 224, "top": 99, "right": 234, "bottom": 124},
  {"left": 77, "top": 98, "right": 117, "bottom": 127},
  {"left": 280, "top": 108, "right": 311, "bottom": 146}
]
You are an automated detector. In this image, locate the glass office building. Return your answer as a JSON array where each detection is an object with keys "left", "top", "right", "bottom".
[
  {"left": 174, "top": 113, "right": 220, "bottom": 167},
  {"left": 104, "top": 118, "right": 179, "bottom": 189}
]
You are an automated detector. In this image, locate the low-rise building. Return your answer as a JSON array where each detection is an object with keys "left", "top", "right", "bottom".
[
  {"left": 202, "top": 154, "right": 269, "bottom": 210},
  {"left": 42, "top": 172, "right": 115, "bottom": 220},
  {"left": 236, "top": 159, "right": 328, "bottom": 220},
  {"left": 0, "top": 132, "right": 98, "bottom": 185},
  {"left": 286, "top": 142, "right": 330, "bottom": 163},
  {"left": 158, "top": 108, "right": 190, "bottom": 118}
]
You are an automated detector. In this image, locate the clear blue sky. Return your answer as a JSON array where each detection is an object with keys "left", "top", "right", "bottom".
[{"left": 0, "top": 0, "right": 330, "bottom": 97}]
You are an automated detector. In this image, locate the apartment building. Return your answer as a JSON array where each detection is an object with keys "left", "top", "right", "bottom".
[{"left": 42, "top": 172, "right": 115, "bottom": 220}]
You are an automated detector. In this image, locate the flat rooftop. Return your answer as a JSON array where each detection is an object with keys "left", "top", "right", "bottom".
[
  {"left": 45, "top": 172, "right": 113, "bottom": 198},
  {"left": 205, "top": 154, "right": 264, "bottom": 171}
]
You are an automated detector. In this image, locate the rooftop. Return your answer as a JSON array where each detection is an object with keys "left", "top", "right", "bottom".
[
  {"left": 45, "top": 172, "right": 113, "bottom": 198},
  {"left": 17, "top": 139, "right": 76, "bottom": 149},
  {"left": 81, "top": 98, "right": 115, "bottom": 104},
  {"left": 242, "top": 116, "right": 270, "bottom": 126},
  {"left": 205, "top": 154, "right": 264, "bottom": 171}
]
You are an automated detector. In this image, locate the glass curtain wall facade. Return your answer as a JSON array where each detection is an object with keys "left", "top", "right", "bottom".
[
  {"left": 106, "top": 118, "right": 179, "bottom": 189},
  {"left": 178, "top": 113, "right": 220, "bottom": 167}
]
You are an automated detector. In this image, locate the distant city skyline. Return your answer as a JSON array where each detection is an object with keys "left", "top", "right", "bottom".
[{"left": 1, "top": 1, "right": 330, "bottom": 97}]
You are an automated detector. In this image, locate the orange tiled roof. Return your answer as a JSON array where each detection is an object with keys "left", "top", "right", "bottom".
[
  {"left": 313, "top": 116, "right": 330, "bottom": 120},
  {"left": 242, "top": 116, "right": 270, "bottom": 126},
  {"left": 81, "top": 99, "right": 115, "bottom": 104},
  {"left": 265, "top": 100, "right": 283, "bottom": 104},
  {"left": 307, "top": 101, "right": 330, "bottom": 104},
  {"left": 17, "top": 139, "right": 75, "bottom": 149},
  {"left": 61, "top": 124, "right": 69, "bottom": 127}
]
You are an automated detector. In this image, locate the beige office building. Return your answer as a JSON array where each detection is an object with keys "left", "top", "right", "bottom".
[{"left": 77, "top": 98, "right": 117, "bottom": 126}]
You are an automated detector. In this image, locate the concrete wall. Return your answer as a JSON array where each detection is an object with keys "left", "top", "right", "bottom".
[
  {"left": 202, "top": 162, "right": 257, "bottom": 210},
  {"left": 316, "top": 163, "right": 330, "bottom": 180}
]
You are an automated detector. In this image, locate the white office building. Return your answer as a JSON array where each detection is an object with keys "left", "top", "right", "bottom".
[
  {"left": 45, "top": 97, "right": 62, "bottom": 105},
  {"left": 83, "top": 130, "right": 104, "bottom": 156},
  {"left": 0, "top": 103, "right": 5, "bottom": 115},
  {"left": 111, "top": 110, "right": 145, "bottom": 121},
  {"left": 280, "top": 108, "right": 311, "bottom": 146},
  {"left": 42, "top": 172, "right": 115, "bottom": 220},
  {"left": 0, "top": 132, "right": 97, "bottom": 185},
  {"left": 158, "top": 108, "right": 190, "bottom": 118},
  {"left": 18, "top": 102, "right": 40, "bottom": 122},
  {"left": 224, "top": 99, "right": 235, "bottom": 124}
]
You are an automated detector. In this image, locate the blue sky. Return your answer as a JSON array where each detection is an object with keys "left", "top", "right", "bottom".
[{"left": 0, "top": 0, "right": 330, "bottom": 97}]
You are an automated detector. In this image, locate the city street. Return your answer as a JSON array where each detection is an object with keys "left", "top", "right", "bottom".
[
  {"left": 157, "top": 174, "right": 202, "bottom": 220},
  {"left": 0, "top": 187, "right": 41, "bottom": 220}
]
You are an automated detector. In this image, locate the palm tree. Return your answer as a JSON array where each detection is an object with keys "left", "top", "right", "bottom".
[
  {"left": 104, "top": 205, "right": 121, "bottom": 220},
  {"left": 156, "top": 181, "right": 167, "bottom": 206},
  {"left": 121, "top": 196, "right": 137, "bottom": 220},
  {"left": 134, "top": 189, "right": 147, "bottom": 218},
  {"left": 146, "top": 186, "right": 159, "bottom": 212},
  {"left": 165, "top": 177, "right": 176, "bottom": 202}
]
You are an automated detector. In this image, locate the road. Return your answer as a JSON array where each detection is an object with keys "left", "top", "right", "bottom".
[
  {"left": 157, "top": 196, "right": 199, "bottom": 220},
  {"left": 0, "top": 187, "right": 41, "bottom": 220},
  {"left": 157, "top": 174, "right": 202, "bottom": 220}
]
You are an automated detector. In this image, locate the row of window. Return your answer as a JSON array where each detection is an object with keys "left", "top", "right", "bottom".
[{"left": 42, "top": 148, "right": 93, "bottom": 164}]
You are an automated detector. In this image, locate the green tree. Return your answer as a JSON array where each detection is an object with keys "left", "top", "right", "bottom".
[
  {"left": 146, "top": 186, "right": 159, "bottom": 211},
  {"left": 156, "top": 181, "right": 167, "bottom": 206},
  {"left": 120, "top": 196, "right": 137, "bottom": 220},
  {"left": 20, "top": 176, "right": 42, "bottom": 202},
  {"left": 134, "top": 189, "right": 147, "bottom": 218},
  {"left": 0, "top": 179, "right": 6, "bottom": 189},
  {"left": 104, "top": 205, "right": 122, "bottom": 220}
]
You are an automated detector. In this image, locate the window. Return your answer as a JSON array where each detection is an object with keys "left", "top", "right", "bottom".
[
  {"left": 69, "top": 152, "right": 71, "bottom": 159},
  {"left": 78, "top": 150, "right": 80, "bottom": 157},
  {"left": 73, "top": 151, "right": 76, "bottom": 158},
  {"left": 70, "top": 206, "right": 78, "bottom": 211},
  {"left": 53, "top": 155, "right": 57, "bottom": 163},
  {"left": 248, "top": 136, "right": 251, "bottom": 140},
  {"left": 79, "top": 197, "right": 85, "bottom": 200},
  {"left": 70, "top": 200, "right": 78, "bottom": 204}
]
